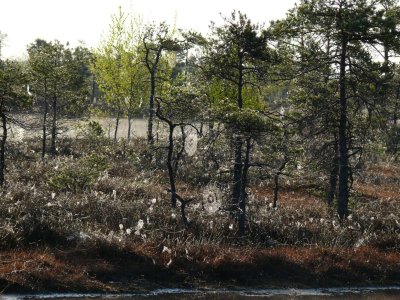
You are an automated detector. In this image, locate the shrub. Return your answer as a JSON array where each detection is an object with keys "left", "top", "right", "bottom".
[{"left": 48, "top": 154, "right": 108, "bottom": 193}]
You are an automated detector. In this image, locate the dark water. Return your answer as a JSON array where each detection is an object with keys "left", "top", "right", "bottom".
[{"left": 3, "top": 287, "right": 400, "bottom": 300}]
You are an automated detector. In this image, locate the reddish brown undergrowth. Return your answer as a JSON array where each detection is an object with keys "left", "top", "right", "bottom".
[
  {"left": 1, "top": 243, "right": 400, "bottom": 292},
  {"left": 0, "top": 249, "right": 113, "bottom": 292}
]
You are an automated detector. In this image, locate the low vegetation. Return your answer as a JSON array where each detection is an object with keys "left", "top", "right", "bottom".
[{"left": 0, "top": 130, "right": 399, "bottom": 291}]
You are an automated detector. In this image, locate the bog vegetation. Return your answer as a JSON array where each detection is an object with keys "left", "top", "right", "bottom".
[{"left": 1, "top": 0, "right": 400, "bottom": 291}]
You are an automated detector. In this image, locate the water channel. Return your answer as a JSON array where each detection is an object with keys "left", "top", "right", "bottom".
[{"left": 3, "top": 287, "right": 400, "bottom": 300}]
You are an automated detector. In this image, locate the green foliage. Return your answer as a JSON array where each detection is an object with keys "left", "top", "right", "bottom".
[
  {"left": 157, "top": 79, "right": 205, "bottom": 124},
  {"left": 48, "top": 153, "right": 108, "bottom": 193},
  {"left": 48, "top": 167, "right": 93, "bottom": 193},
  {"left": 216, "top": 103, "right": 274, "bottom": 136},
  {"left": 92, "top": 7, "right": 147, "bottom": 122},
  {"left": 202, "top": 11, "right": 276, "bottom": 110},
  {"left": 87, "top": 120, "right": 105, "bottom": 137},
  {"left": 75, "top": 120, "right": 105, "bottom": 140},
  {"left": 0, "top": 59, "right": 30, "bottom": 111},
  {"left": 27, "top": 39, "right": 92, "bottom": 116},
  {"left": 0, "top": 58, "right": 30, "bottom": 185}
]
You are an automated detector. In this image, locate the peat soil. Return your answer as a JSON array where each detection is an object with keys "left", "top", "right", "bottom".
[{"left": 1, "top": 243, "right": 400, "bottom": 294}]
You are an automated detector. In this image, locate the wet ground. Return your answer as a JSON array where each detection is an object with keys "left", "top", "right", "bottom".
[{"left": 3, "top": 287, "right": 400, "bottom": 300}]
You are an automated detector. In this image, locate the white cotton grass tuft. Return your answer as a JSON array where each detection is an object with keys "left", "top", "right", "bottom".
[
  {"left": 166, "top": 258, "right": 173, "bottom": 267},
  {"left": 135, "top": 219, "right": 144, "bottom": 235},
  {"left": 137, "top": 219, "right": 144, "bottom": 229},
  {"left": 112, "top": 190, "right": 117, "bottom": 201},
  {"left": 162, "top": 246, "right": 172, "bottom": 254}
]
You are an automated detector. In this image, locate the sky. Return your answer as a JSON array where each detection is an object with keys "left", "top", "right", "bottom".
[{"left": 0, "top": 0, "right": 297, "bottom": 59}]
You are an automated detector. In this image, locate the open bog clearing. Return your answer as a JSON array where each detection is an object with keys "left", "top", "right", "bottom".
[
  {"left": 9, "top": 116, "right": 201, "bottom": 141},
  {"left": 9, "top": 116, "right": 148, "bottom": 140}
]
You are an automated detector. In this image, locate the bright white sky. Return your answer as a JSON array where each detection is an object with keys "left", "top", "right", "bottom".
[{"left": 0, "top": 0, "right": 297, "bottom": 59}]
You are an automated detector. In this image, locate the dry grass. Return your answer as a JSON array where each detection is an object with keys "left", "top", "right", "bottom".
[
  {"left": 355, "top": 163, "right": 400, "bottom": 201},
  {"left": 0, "top": 249, "right": 113, "bottom": 292},
  {"left": 355, "top": 182, "right": 400, "bottom": 201},
  {"left": 250, "top": 185, "right": 324, "bottom": 208}
]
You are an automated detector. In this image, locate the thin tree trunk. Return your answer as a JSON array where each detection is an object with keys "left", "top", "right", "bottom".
[
  {"left": 273, "top": 160, "right": 287, "bottom": 209},
  {"left": 273, "top": 126, "right": 289, "bottom": 209},
  {"left": 238, "top": 138, "right": 251, "bottom": 236},
  {"left": 174, "top": 192, "right": 193, "bottom": 227},
  {"left": 0, "top": 111, "right": 7, "bottom": 186},
  {"left": 174, "top": 125, "right": 186, "bottom": 175},
  {"left": 384, "top": 45, "right": 389, "bottom": 72},
  {"left": 167, "top": 124, "right": 177, "bottom": 207},
  {"left": 148, "top": 73, "right": 155, "bottom": 145},
  {"left": 232, "top": 135, "right": 243, "bottom": 212},
  {"left": 114, "top": 110, "right": 120, "bottom": 143},
  {"left": 338, "top": 34, "right": 349, "bottom": 219},
  {"left": 156, "top": 118, "right": 160, "bottom": 145},
  {"left": 273, "top": 173, "right": 280, "bottom": 209},
  {"left": 143, "top": 42, "right": 162, "bottom": 146},
  {"left": 394, "top": 86, "right": 399, "bottom": 126},
  {"left": 323, "top": 34, "right": 338, "bottom": 206},
  {"left": 92, "top": 74, "right": 96, "bottom": 103},
  {"left": 234, "top": 54, "right": 245, "bottom": 230},
  {"left": 155, "top": 100, "right": 179, "bottom": 207},
  {"left": 327, "top": 135, "right": 339, "bottom": 205},
  {"left": 127, "top": 110, "right": 132, "bottom": 142},
  {"left": 50, "top": 96, "right": 57, "bottom": 157},
  {"left": 237, "top": 56, "right": 244, "bottom": 109},
  {"left": 208, "top": 121, "right": 214, "bottom": 141},
  {"left": 108, "top": 112, "right": 112, "bottom": 139},
  {"left": 42, "top": 79, "right": 48, "bottom": 159},
  {"left": 232, "top": 56, "right": 244, "bottom": 213}
]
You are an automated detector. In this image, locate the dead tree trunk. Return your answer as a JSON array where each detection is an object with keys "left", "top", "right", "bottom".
[
  {"left": 171, "top": 191, "right": 194, "bottom": 227},
  {"left": 155, "top": 100, "right": 177, "bottom": 207},
  {"left": 50, "top": 95, "right": 57, "bottom": 157},
  {"left": 41, "top": 79, "right": 48, "bottom": 159},
  {"left": 174, "top": 125, "right": 186, "bottom": 175},
  {"left": 143, "top": 41, "right": 162, "bottom": 146},
  {"left": 0, "top": 111, "right": 7, "bottom": 186},
  {"left": 167, "top": 122, "right": 177, "bottom": 207},
  {"left": 238, "top": 138, "right": 251, "bottom": 236}
]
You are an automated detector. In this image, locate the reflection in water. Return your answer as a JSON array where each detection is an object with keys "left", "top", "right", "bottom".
[{"left": 3, "top": 287, "right": 400, "bottom": 300}]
